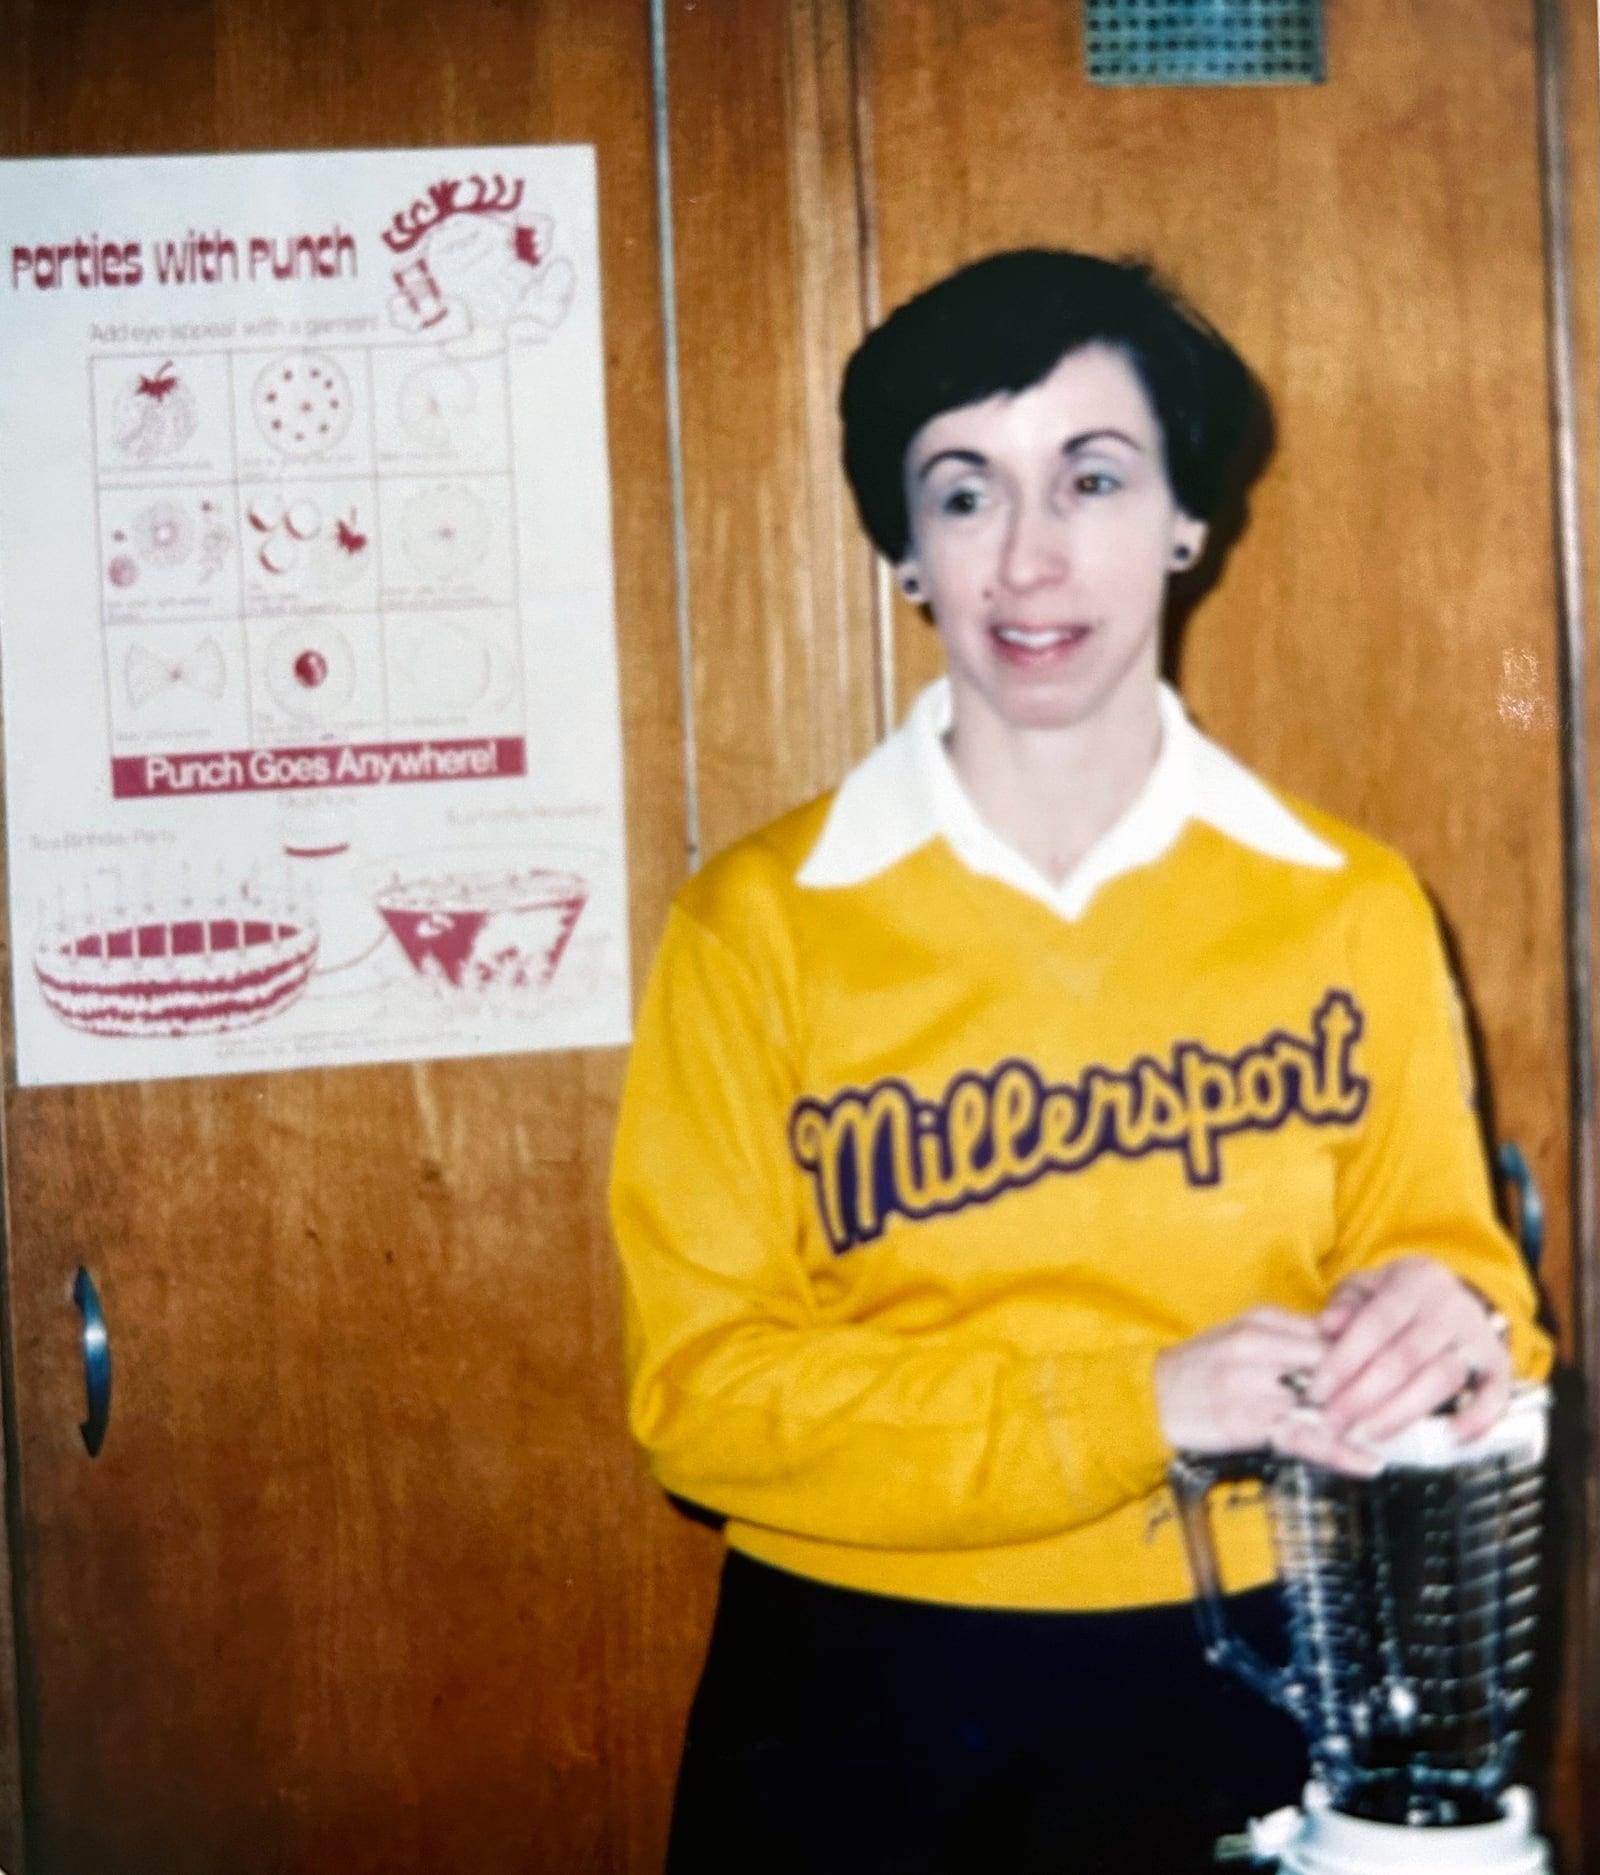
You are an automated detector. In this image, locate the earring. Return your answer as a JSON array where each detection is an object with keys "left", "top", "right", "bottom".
[
  {"left": 1172, "top": 544, "right": 1194, "bottom": 568},
  {"left": 900, "top": 573, "right": 923, "bottom": 600}
]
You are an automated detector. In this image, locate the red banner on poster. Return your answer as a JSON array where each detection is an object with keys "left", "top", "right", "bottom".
[{"left": 111, "top": 736, "right": 527, "bottom": 799}]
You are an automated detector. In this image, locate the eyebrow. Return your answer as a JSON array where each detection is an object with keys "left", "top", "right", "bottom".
[
  {"left": 1065, "top": 427, "right": 1146, "bottom": 455},
  {"left": 914, "top": 428, "right": 1147, "bottom": 482},
  {"left": 915, "top": 448, "right": 985, "bottom": 484}
]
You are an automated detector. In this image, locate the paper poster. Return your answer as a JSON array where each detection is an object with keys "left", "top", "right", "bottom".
[{"left": 0, "top": 147, "right": 632, "bottom": 1086}]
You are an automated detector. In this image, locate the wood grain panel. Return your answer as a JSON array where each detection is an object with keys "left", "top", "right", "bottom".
[
  {"left": 863, "top": 0, "right": 1569, "bottom": 1329},
  {"left": 862, "top": 0, "right": 1579, "bottom": 1862},
  {"left": 1558, "top": 0, "right": 1599, "bottom": 1854},
  {"left": 0, "top": 0, "right": 692, "bottom": 1868},
  {"left": 666, "top": 0, "right": 879, "bottom": 862}
]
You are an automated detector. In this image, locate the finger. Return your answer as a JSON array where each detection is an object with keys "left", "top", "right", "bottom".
[
  {"left": 1225, "top": 1321, "right": 1330, "bottom": 1378},
  {"left": 1205, "top": 1347, "right": 1330, "bottom": 1450},
  {"left": 1237, "top": 1332, "right": 1333, "bottom": 1413},
  {"left": 1345, "top": 1342, "right": 1478, "bottom": 1444},
  {"left": 1317, "top": 1272, "right": 1382, "bottom": 1336},
  {"left": 1209, "top": 1393, "right": 1310, "bottom": 1457},
  {"left": 1318, "top": 1318, "right": 1465, "bottom": 1432},
  {"left": 1240, "top": 1306, "right": 1328, "bottom": 1337},
  {"left": 1309, "top": 1282, "right": 1428, "bottom": 1404},
  {"left": 1156, "top": 1332, "right": 1322, "bottom": 1455},
  {"left": 1318, "top": 1280, "right": 1503, "bottom": 1428},
  {"left": 1237, "top": 1342, "right": 1354, "bottom": 1449},
  {"left": 1317, "top": 1295, "right": 1363, "bottom": 1338},
  {"left": 1447, "top": 1361, "right": 1514, "bottom": 1446},
  {"left": 1316, "top": 1296, "right": 1375, "bottom": 1349},
  {"left": 1270, "top": 1408, "right": 1383, "bottom": 1478},
  {"left": 1320, "top": 1259, "right": 1490, "bottom": 1365}
]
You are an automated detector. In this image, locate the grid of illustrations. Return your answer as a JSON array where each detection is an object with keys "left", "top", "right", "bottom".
[
  {"left": 1084, "top": 0, "right": 1324, "bottom": 86},
  {"left": 90, "top": 343, "right": 527, "bottom": 789}
]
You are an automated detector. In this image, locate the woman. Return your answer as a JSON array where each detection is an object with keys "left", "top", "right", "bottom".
[{"left": 610, "top": 250, "right": 1550, "bottom": 1873}]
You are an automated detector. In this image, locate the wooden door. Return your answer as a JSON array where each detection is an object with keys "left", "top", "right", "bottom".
[
  {"left": 859, "top": 0, "right": 1590, "bottom": 1862},
  {"left": 0, "top": 2, "right": 704, "bottom": 1870},
  {"left": 667, "top": 0, "right": 1597, "bottom": 1866}
]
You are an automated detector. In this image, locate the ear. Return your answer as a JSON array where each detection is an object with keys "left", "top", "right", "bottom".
[{"left": 1170, "top": 517, "right": 1208, "bottom": 572}]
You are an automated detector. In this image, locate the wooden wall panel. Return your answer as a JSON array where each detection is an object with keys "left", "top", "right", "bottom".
[
  {"left": 862, "top": 5, "right": 1571, "bottom": 1328},
  {"left": 862, "top": 0, "right": 1579, "bottom": 1861},
  {"left": 863, "top": 0, "right": 1570, "bottom": 1333},
  {"left": 0, "top": 0, "right": 691, "bottom": 1869},
  {"left": 667, "top": 0, "right": 879, "bottom": 862},
  {"left": 1558, "top": 0, "right": 1599, "bottom": 1852}
]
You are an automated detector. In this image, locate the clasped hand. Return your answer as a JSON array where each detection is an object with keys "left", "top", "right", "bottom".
[{"left": 1153, "top": 1256, "right": 1512, "bottom": 1476}]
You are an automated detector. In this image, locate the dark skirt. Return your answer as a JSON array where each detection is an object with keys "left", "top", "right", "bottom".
[{"left": 666, "top": 1549, "right": 1308, "bottom": 1875}]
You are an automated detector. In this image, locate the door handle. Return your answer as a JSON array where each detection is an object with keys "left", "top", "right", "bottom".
[
  {"left": 1496, "top": 1140, "right": 1544, "bottom": 1279},
  {"left": 72, "top": 1266, "right": 111, "bottom": 1457}
]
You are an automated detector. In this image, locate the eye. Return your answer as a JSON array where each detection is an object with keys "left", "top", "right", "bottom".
[
  {"left": 1074, "top": 469, "right": 1121, "bottom": 496},
  {"left": 938, "top": 484, "right": 985, "bottom": 517}
]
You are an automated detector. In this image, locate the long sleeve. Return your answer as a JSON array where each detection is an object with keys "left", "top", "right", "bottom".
[
  {"left": 1320, "top": 864, "right": 1553, "bottom": 1381},
  {"left": 609, "top": 902, "right": 1172, "bottom": 1553}
]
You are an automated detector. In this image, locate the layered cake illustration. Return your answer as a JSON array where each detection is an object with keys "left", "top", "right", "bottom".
[{"left": 35, "top": 904, "right": 319, "bottom": 1037}]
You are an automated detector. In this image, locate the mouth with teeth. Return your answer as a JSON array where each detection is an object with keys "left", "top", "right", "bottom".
[{"left": 989, "top": 622, "right": 1093, "bottom": 666}]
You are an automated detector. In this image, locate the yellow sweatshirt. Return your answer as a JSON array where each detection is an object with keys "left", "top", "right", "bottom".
[{"left": 610, "top": 685, "right": 1551, "bottom": 1612}]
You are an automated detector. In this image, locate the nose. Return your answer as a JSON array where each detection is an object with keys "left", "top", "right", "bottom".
[{"left": 997, "top": 492, "right": 1068, "bottom": 594}]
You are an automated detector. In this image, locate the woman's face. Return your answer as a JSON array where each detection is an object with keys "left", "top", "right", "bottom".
[{"left": 899, "top": 343, "right": 1205, "bottom": 741}]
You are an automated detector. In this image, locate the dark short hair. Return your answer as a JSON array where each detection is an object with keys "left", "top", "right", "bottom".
[{"left": 840, "top": 248, "right": 1263, "bottom": 562}]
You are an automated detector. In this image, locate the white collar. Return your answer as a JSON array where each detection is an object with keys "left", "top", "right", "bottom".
[{"left": 797, "top": 678, "right": 1343, "bottom": 920}]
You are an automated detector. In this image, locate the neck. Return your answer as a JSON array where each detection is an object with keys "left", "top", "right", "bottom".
[{"left": 944, "top": 671, "right": 1165, "bottom": 886}]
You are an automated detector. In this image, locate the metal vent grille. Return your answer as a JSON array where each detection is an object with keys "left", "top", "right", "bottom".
[{"left": 1084, "top": 0, "right": 1325, "bottom": 86}]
